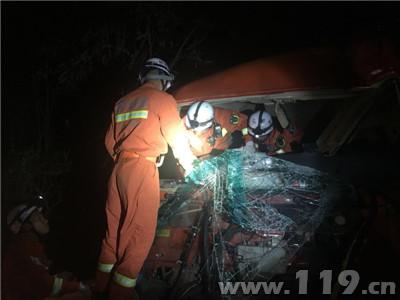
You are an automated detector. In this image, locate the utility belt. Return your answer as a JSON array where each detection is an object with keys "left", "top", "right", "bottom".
[{"left": 116, "top": 150, "right": 165, "bottom": 167}]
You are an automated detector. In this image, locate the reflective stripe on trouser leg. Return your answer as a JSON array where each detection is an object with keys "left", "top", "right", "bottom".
[
  {"left": 97, "top": 262, "right": 114, "bottom": 273},
  {"left": 51, "top": 276, "right": 64, "bottom": 296},
  {"left": 113, "top": 272, "right": 137, "bottom": 288}
]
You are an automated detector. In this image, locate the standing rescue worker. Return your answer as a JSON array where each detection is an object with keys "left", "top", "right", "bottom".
[
  {"left": 94, "top": 58, "right": 197, "bottom": 300},
  {"left": 183, "top": 101, "right": 249, "bottom": 157},
  {"left": 245, "top": 110, "right": 303, "bottom": 155},
  {"left": 3, "top": 202, "right": 90, "bottom": 300}
]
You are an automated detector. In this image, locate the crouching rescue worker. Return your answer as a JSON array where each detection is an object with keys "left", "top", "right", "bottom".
[
  {"left": 183, "top": 101, "right": 249, "bottom": 157},
  {"left": 94, "top": 58, "right": 197, "bottom": 300},
  {"left": 245, "top": 110, "right": 303, "bottom": 155},
  {"left": 3, "top": 201, "right": 90, "bottom": 300}
]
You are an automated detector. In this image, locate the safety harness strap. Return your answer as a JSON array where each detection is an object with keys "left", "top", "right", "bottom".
[{"left": 113, "top": 272, "right": 137, "bottom": 288}]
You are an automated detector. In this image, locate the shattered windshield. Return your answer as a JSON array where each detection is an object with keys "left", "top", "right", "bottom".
[{"left": 151, "top": 149, "right": 349, "bottom": 296}]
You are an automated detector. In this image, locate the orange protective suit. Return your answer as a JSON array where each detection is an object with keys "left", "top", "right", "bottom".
[
  {"left": 184, "top": 107, "right": 248, "bottom": 157},
  {"left": 97, "top": 82, "right": 195, "bottom": 300},
  {"left": 246, "top": 124, "right": 303, "bottom": 155},
  {"left": 2, "top": 236, "right": 80, "bottom": 300}
]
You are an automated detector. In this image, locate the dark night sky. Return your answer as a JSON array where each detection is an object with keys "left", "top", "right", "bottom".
[
  {"left": 2, "top": 1, "right": 400, "bottom": 213},
  {"left": 3, "top": 3, "right": 399, "bottom": 89},
  {"left": 2, "top": 3, "right": 400, "bottom": 192},
  {"left": 2, "top": 2, "right": 400, "bottom": 277},
  {"left": 3, "top": 3, "right": 399, "bottom": 161},
  {"left": 3, "top": 5, "right": 398, "bottom": 115},
  {"left": 3, "top": 3, "right": 400, "bottom": 103}
]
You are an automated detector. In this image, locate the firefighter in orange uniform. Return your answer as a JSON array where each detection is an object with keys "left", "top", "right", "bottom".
[
  {"left": 183, "top": 101, "right": 249, "bottom": 157},
  {"left": 94, "top": 58, "right": 197, "bottom": 300},
  {"left": 245, "top": 110, "right": 303, "bottom": 155},
  {"left": 3, "top": 202, "right": 90, "bottom": 300}
]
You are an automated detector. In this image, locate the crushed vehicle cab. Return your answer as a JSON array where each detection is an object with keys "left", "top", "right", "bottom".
[{"left": 140, "top": 37, "right": 400, "bottom": 299}]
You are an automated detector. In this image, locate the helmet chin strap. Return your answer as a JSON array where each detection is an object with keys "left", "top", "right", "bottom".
[
  {"left": 193, "top": 101, "right": 204, "bottom": 122},
  {"left": 163, "top": 80, "right": 172, "bottom": 91},
  {"left": 256, "top": 110, "right": 263, "bottom": 133},
  {"left": 187, "top": 101, "right": 215, "bottom": 130},
  {"left": 189, "top": 101, "right": 204, "bottom": 129},
  {"left": 251, "top": 111, "right": 273, "bottom": 136},
  {"left": 143, "top": 75, "right": 173, "bottom": 91}
]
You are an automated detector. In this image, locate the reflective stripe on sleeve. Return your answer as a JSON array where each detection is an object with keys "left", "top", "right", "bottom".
[
  {"left": 115, "top": 110, "right": 148, "bottom": 123},
  {"left": 113, "top": 272, "right": 137, "bottom": 288},
  {"left": 97, "top": 262, "right": 114, "bottom": 273},
  {"left": 51, "top": 276, "right": 63, "bottom": 296},
  {"left": 242, "top": 128, "right": 248, "bottom": 135}
]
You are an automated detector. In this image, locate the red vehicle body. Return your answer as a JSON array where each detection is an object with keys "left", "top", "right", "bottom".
[
  {"left": 174, "top": 37, "right": 399, "bottom": 107},
  {"left": 142, "top": 37, "right": 400, "bottom": 299}
]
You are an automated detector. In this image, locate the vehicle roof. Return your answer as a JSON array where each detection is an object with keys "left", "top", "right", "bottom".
[{"left": 174, "top": 38, "right": 399, "bottom": 106}]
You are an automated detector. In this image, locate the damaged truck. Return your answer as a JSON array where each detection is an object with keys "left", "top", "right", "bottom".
[{"left": 139, "top": 36, "right": 400, "bottom": 300}]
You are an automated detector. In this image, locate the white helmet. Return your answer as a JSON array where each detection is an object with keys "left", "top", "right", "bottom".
[
  {"left": 185, "top": 101, "right": 214, "bottom": 132},
  {"left": 7, "top": 204, "right": 43, "bottom": 234},
  {"left": 138, "top": 57, "right": 175, "bottom": 91},
  {"left": 248, "top": 110, "right": 274, "bottom": 138}
]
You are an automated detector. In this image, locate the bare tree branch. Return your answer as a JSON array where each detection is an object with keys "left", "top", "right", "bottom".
[{"left": 170, "top": 26, "right": 198, "bottom": 68}]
